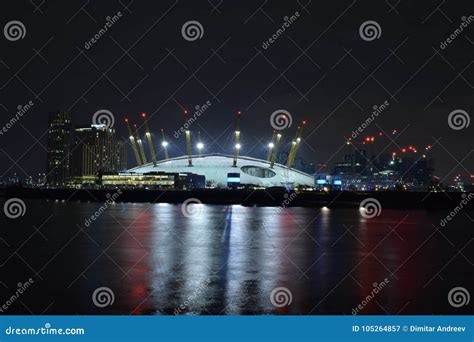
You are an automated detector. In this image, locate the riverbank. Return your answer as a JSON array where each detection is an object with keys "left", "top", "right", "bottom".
[{"left": 0, "top": 187, "right": 471, "bottom": 209}]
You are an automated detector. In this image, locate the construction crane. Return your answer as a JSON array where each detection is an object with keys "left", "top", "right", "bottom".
[
  {"left": 286, "top": 120, "right": 306, "bottom": 169},
  {"left": 184, "top": 110, "right": 193, "bottom": 167},
  {"left": 269, "top": 132, "right": 282, "bottom": 168},
  {"left": 141, "top": 112, "right": 157, "bottom": 167},
  {"left": 160, "top": 129, "right": 169, "bottom": 160},
  {"left": 134, "top": 124, "right": 147, "bottom": 164},
  {"left": 124, "top": 118, "right": 142, "bottom": 166},
  {"left": 232, "top": 111, "right": 241, "bottom": 167}
]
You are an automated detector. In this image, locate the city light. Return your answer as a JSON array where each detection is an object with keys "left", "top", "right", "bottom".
[
  {"left": 235, "top": 143, "right": 241, "bottom": 149},
  {"left": 268, "top": 142, "right": 274, "bottom": 149},
  {"left": 162, "top": 141, "right": 169, "bottom": 147},
  {"left": 197, "top": 142, "right": 204, "bottom": 150}
]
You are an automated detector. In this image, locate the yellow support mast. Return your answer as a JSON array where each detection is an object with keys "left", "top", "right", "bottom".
[
  {"left": 232, "top": 111, "right": 241, "bottom": 167},
  {"left": 269, "top": 132, "right": 282, "bottom": 168},
  {"left": 134, "top": 124, "right": 148, "bottom": 165},
  {"left": 161, "top": 129, "right": 169, "bottom": 160},
  {"left": 184, "top": 110, "right": 193, "bottom": 167},
  {"left": 267, "top": 130, "right": 276, "bottom": 161},
  {"left": 125, "top": 118, "right": 142, "bottom": 166},
  {"left": 197, "top": 131, "right": 203, "bottom": 157},
  {"left": 141, "top": 112, "right": 157, "bottom": 167},
  {"left": 286, "top": 120, "right": 306, "bottom": 169}
]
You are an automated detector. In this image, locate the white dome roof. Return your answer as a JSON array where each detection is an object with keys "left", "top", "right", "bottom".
[{"left": 128, "top": 154, "right": 314, "bottom": 188}]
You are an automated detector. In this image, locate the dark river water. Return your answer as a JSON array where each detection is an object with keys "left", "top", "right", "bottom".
[{"left": 0, "top": 200, "right": 472, "bottom": 315}]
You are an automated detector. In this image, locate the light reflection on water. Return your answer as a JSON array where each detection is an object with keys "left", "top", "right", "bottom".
[{"left": 1, "top": 201, "right": 471, "bottom": 315}]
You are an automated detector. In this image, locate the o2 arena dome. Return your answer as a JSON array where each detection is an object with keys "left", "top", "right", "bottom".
[{"left": 128, "top": 154, "right": 314, "bottom": 188}]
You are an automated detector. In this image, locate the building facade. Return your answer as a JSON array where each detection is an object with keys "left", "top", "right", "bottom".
[
  {"left": 46, "top": 111, "right": 72, "bottom": 186},
  {"left": 70, "top": 124, "right": 127, "bottom": 185}
]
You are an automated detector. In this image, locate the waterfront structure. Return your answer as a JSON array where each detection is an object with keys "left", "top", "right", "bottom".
[
  {"left": 46, "top": 111, "right": 72, "bottom": 186},
  {"left": 129, "top": 154, "right": 314, "bottom": 188},
  {"left": 100, "top": 171, "right": 205, "bottom": 189},
  {"left": 70, "top": 124, "right": 127, "bottom": 185}
]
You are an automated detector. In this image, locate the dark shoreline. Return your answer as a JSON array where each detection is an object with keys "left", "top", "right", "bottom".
[{"left": 1, "top": 187, "right": 472, "bottom": 209}]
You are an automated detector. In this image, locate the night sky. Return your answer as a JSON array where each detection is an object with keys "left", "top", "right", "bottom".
[{"left": 0, "top": 0, "right": 473, "bottom": 184}]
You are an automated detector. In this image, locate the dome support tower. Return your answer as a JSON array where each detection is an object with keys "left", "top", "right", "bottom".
[
  {"left": 232, "top": 111, "right": 241, "bottom": 167},
  {"left": 125, "top": 118, "right": 142, "bottom": 166}
]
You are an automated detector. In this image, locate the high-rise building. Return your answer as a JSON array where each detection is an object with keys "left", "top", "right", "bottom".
[
  {"left": 46, "top": 111, "right": 72, "bottom": 186},
  {"left": 70, "top": 124, "right": 127, "bottom": 185}
]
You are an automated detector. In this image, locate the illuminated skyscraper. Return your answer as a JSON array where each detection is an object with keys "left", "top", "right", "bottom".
[
  {"left": 46, "top": 111, "right": 72, "bottom": 186},
  {"left": 70, "top": 124, "right": 127, "bottom": 184}
]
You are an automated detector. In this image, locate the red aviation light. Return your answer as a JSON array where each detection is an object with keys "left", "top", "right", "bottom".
[{"left": 141, "top": 112, "right": 147, "bottom": 118}]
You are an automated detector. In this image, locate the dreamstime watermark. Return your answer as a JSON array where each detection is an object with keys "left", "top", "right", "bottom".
[
  {"left": 181, "top": 20, "right": 204, "bottom": 41},
  {"left": 3, "top": 198, "right": 26, "bottom": 219},
  {"left": 270, "top": 109, "right": 292, "bottom": 130},
  {"left": 181, "top": 198, "right": 203, "bottom": 217},
  {"left": 92, "top": 287, "right": 115, "bottom": 308},
  {"left": 359, "top": 20, "right": 382, "bottom": 41},
  {"left": 440, "top": 16, "right": 474, "bottom": 50},
  {"left": 0, "top": 100, "right": 34, "bottom": 136},
  {"left": 3, "top": 20, "right": 26, "bottom": 41},
  {"left": 448, "top": 287, "right": 470, "bottom": 308},
  {"left": 359, "top": 198, "right": 382, "bottom": 219},
  {"left": 440, "top": 193, "right": 474, "bottom": 227},
  {"left": 351, "top": 100, "right": 389, "bottom": 139},
  {"left": 351, "top": 278, "right": 390, "bottom": 315},
  {"left": 5, "top": 323, "right": 85, "bottom": 336},
  {"left": 174, "top": 277, "right": 211, "bottom": 315},
  {"left": 0, "top": 278, "right": 34, "bottom": 313},
  {"left": 84, "top": 12, "right": 123, "bottom": 50},
  {"left": 270, "top": 287, "right": 293, "bottom": 308},
  {"left": 448, "top": 109, "right": 470, "bottom": 130},
  {"left": 262, "top": 11, "right": 301, "bottom": 49},
  {"left": 174, "top": 100, "right": 212, "bottom": 138},
  {"left": 84, "top": 190, "right": 122, "bottom": 227},
  {"left": 92, "top": 109, "right": 115, "bottom": 129}
]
